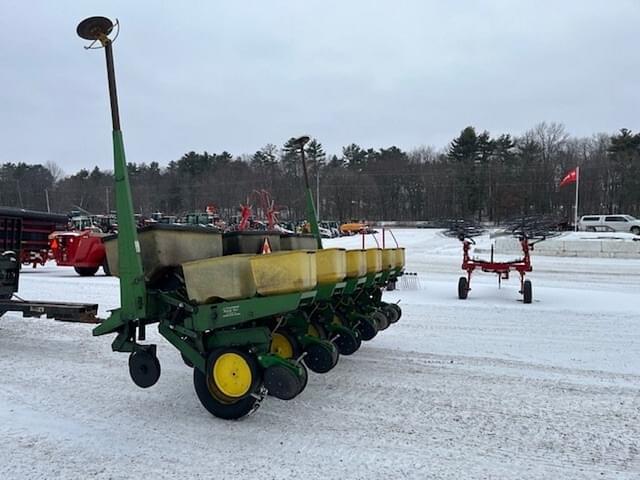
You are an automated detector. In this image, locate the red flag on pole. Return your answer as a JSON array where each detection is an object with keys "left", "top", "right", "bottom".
[{"left": 559, "top": 168, "right": 578, "bottom": 187}]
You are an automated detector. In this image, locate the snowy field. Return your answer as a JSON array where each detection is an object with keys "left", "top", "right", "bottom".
[{"left": 1, "top": 229, "right": 639, "bottom": 479}]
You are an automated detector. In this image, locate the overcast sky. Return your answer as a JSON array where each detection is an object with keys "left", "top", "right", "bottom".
[{"left": 1, "top": 0, "right": 638, "bottom": 173}]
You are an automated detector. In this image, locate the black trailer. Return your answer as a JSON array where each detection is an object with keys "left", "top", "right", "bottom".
[
  {"left": 0, "top": 215, "right": 98, "bottom": 323},
  {"left": 0, "top": 207, "right": 68, "bottom": 266}
]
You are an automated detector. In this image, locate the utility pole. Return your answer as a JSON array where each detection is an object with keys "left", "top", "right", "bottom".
[
  {"left": 316, "top": 167, "right": 320, "bottom": 221},
  {"left": 45, "top": 188, "right": 51, "bottom": 212},
  {"left": 574, "top": 166, "right": 580, "bottom": 232},
  {"left": 16, "top": 180, "right": 24, "bottom": 208}
]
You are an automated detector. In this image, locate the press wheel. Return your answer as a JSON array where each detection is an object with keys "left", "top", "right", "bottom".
[
  {"left": 264, "top": 363, "right": 307, "bottom": 400},
  {"left": 356, "top": 314, "right": 378, "bottom": 341},
  {"left": 371, "top": 310, "right": 389, "bottom": 331},
  {"left": 334, "top": 327, "right": 361, "bottom": 356},
  {"left": 304, "top": 341, "right": 339, "bottom": 373},
  {"left": 387, "top": 303, "right": 402, "bottom": 322}
]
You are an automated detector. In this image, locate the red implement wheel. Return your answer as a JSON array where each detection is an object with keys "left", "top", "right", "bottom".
[
  {"left": 74, "top": 265, "right": 100, "bottom": 276},
  {"left": 523, "top": 280, "right": 532, "bottom": 304},
  {"left": 458, "top": 276, "right": 469, "bottom": 299}
]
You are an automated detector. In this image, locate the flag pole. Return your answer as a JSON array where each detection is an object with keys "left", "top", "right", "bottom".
[{"left": 574, "top": 166, "right": 580, "bottom": 231}]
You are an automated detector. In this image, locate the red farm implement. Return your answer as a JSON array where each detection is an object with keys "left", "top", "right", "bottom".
[
  {"left": 49, "top": 229, "right": 109, "bottom": 276},
  {"left": 457, "top": 234, "right": 543, "bottom": 304},
  {"left": 237, "top": 190, "right": 284, "bottom": 231}
]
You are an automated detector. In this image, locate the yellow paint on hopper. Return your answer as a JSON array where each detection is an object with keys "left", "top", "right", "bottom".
[
  {"left": 345, "top": 250, "right": 367, "bottom": 278},
  {"left": 365, "top": 248, "right": 382, "bottom": 273},
  {"left": 381, "top": 248, "right": 395, "bottom": 270},
  {"left": 250, "top": 251, "right": 317, "bottom": 296},
  {"left": 315, "top": 248, "right": 347, "bottom": 284},
  {"left": 396, "top": 247, "right": 406, "bottom": 268}
]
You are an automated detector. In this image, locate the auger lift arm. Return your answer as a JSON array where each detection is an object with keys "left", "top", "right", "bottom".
[
  {"left": 294, "top": 135, "right": 323, "bottom": 250},
  {"left": 77, "top": 17, "right": 147, "bottom": 345}
]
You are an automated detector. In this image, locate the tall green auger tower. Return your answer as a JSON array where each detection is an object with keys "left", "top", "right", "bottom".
[
  {"left": 77, "top": 17, "right": 147, "bottom": 333},
  {"left": 294, "top": 135, "right": 323, "bottom": 249}
]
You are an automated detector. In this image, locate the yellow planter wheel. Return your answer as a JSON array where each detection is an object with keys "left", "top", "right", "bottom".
[
  {"left": 270, "top": 332, "right": 296, "bottom": 359},
  {"left": 193, "top": 347, "right": 262, "bottom": 420},
  {"left": 307, "top": 321, "right": 327, "bottom": 340},
  {"left": 307, "top": 323, "right": 320, "bottom": 338},
  {"left": 212, "top": 352, "right": 253, "bottom": 398}
]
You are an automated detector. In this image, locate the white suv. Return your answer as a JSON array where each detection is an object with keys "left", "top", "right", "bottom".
[{"left": 578, "top": 214, "right": 640, "bottom": 235}]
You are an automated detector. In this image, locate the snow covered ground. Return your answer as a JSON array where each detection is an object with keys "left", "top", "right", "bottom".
[{"left": 1, "top": 229, "right": 639, "bottom": 479}]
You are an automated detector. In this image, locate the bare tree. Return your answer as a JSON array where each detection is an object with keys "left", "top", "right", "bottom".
[{"left": 45, "top": 161, "right": 65, "bottom": 182}]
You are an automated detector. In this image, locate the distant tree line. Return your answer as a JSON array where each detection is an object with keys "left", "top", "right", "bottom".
[{"left": 1, "top": 123, "right": 639, "bottom": 223}]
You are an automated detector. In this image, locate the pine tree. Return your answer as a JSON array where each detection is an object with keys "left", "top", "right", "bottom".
[
  {"left": 448, "top": 127, "right": 483, "bottom": 218},
  {"left": 342, "top": 144, "right": 367, "bottom": 171},
  {"left": 305, "top": 139, "right": 326, "bottom": 176},
  {"left": 281, "top": 138, "right": 301, "bottom": 177}
]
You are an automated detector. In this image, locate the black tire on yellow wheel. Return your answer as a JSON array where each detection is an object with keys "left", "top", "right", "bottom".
[{"left": 194, "top": 348, "right": 262, "bottom": 420}]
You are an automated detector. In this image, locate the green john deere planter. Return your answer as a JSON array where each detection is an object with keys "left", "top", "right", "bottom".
[{"left": 78, "top": 16, "right": 404, "bottom": 420}]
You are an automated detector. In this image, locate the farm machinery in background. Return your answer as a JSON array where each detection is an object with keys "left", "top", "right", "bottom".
[
  {"left": 48, "top": 212, "right": 118, "bottom": 276},
  {"left": 76, "top": 16, "right": 405, "bottom": 420},
  {"left": 456, "top": 226, "right": 546, "bottom": 304},
  {"left": 0, "top": 207, "right": 67, "bottom": 267},
  {"left": 0, "top": 215, "right": 99, "bottom": 322},
  {"left": 0, "top": 207, "right": 115, "bottom": 276},
  {"left": 49, "top": 229, "right": 109, "bottom": 276},
  {"left": 230, "top": 190, "right": 288, "bottom": 233}
]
